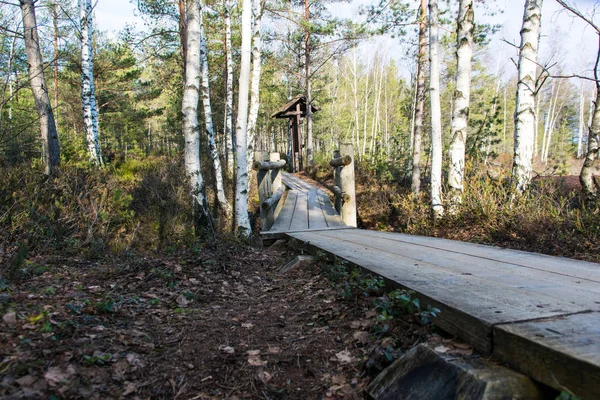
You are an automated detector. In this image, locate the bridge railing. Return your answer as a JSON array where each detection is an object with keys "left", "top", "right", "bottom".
[
  {"left": 330, "top": 143, "right": 357, "bottom": 227},
  {"left": 253, "top": 152, "right": 286, "bottom": 231}
]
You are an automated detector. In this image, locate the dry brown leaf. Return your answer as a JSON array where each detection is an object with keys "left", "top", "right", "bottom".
[
  {"left": 353, "top": 331, "right": 369, "bottom": 344},
  {"left": 2, "top": 312, "right": 17, "bottom": 327},
  {"left": 219, "top": 345, "right": 235, "bottom": 354},
  {"left": 44, "top": 365, "right": 76, "bottom": 387},
  {"left": 257, "top": 370, "right": 272, "bottom": 384},
  {"left": 334, "top": 350, "right": 355, "bottom": 364}
]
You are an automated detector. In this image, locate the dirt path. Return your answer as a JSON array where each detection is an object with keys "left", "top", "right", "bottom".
[{"left": 0, "top": 241, "right": 428, "bottom": 399}]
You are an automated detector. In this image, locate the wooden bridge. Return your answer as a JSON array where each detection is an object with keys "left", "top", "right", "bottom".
[{"left": 253, "top": 146, "right": 600, "bottom": 399}]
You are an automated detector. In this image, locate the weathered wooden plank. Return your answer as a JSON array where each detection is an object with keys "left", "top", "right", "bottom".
[
  {"left": 366, "top": 231, "right": 600, "bottom": 282},
  {"left": 282, "top": 172, "right": 315, "bottom": 192},
  {"left": 288, "top": 230, "right": 590, "bottom": 354},
  {"left": 269, "top": 190, "right": 298, "bottom": 232},
  {"left": 261, "top": 226, "right": 355, "bottom": 239},
  {"left": 316, "top": 190, "right": 346, "bottom": 228},
  {"left": 494, "top": 312, "right": 600, "bottom": 399},
  {"left": 288, "top": 191, "right": 309, "bottom": 231},
  {"left": 307, "top": 190, "right": 328, "bottom": 229},
  {"left": 328, "top": 230, "right": 600, "bottom": 308}
]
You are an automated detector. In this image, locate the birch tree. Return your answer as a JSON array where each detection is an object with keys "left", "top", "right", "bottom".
[
  {"left": 554, "top": 0, "right": 600, "bottom": 198},
  {"left": 411, "top": 0, "right": 427, "bottom": 195},
  {"left": 235, "top": 0, "right": 253, "bottom": 236},
  {"left": 80, "top": 0, "right": 102, "bottom": 165},
  {"left": 246, "top": 0, "right": 265, "bottom": 174},
  {"left": 429, "top": 0, "right": 443, "bottom": 217},
  {"left": 448, "top": 0, "right": 474, "bottom": 210},
  {"left": 199, "top": 0, "right": 231, "bottom": 216},
  {"left": 182, "top": 0, "right": 212, "bottom": 229},
  {"left": 224, "top": 0, "right": 234, "bottom": 176},
  {"left": 512, "top": 0, "right": 543, "bottom": 192},
  {"left": 20, "top": 0, "right": 60, "bottom": 174}
]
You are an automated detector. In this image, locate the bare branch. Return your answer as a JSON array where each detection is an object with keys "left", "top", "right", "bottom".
[{"left": 555, "top": 0, "right": 600, "bottom": 33}]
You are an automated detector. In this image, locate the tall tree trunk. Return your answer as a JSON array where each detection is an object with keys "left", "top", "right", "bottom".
[
  {"left": 235, "top": 0, "right": 253, "bottom": 236},
  {"left": 429, "top": 0, "right": 443, "bottom": 217},
  {"left": 304, "top": 0, "right": 313, "bottom": 166},
  {"left": 20, "top": 0, "right": 60, "bottom": 174},
  {"left": 362, "top": 61, "right": 370, "bottom": 158},
  {"left": 52, "top": 1, "right": 59, "bottom": 118},
  {"left": 580, "top": 37, "right": 600, "bottom": 199},
  {"left": 577, "top": 79, "right": 585, "bottom": 159},
  {"left": 512, "top": 0, "right": 543, "bottom": 192},
  {"left": 448, "top": 0, "right": 474, "bottom": 211},
  {"left": 80, "top": 0, "right": 102, "bottom": 165},
  {"left": 411, "top": 0, "right": 427, "bottom": 195},
  {"left": 224, "top": 0, "right": 234, "bottom": 176},
  {"left": 182, "top": 0, "right": 212, "bottom": 231},
  {"left": 199, "top": 0, "right": 231, "bottom": 216},
  {"left": 351, "top": 49, "right": 360, "bottom": 152},
  {"left": 246, "top": 0, "right": 264, "bottom": 174},
  {"left": 179, "top": 0, "right": 187, "bottom": 74}
]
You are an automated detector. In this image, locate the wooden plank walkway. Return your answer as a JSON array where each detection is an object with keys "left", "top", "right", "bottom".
[
  {"left": 262, "top": 173, "right": 600, "bottom": 398},
  {"left": 261, "top": 172, "right": 351, "bottom": 239}
]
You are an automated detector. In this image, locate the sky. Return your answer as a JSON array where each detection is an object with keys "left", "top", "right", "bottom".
[{"left": 94, "top": 0, "right": 599, "bottom": 81}]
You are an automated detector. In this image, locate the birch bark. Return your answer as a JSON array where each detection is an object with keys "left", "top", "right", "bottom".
[
  {"left": 235, "top": 0, "right": 253, "bottom": 235},
  {"left": 429, "top": 0, "right": 444, "bottom": 217},
  {"left": 577, "top": 80, "right": 585, "bottom": 159},
  {"left": 411, "top": 0, "right": 427, "bottom": 195},
  {"left": 20, "top": 0, "right": 61, "bottom": 174},
  {"left": 448, "top": 0, "right": 474, "bottom": 210},
  {"left": 512, "top": 0, "right": 543, "bottom": 192},
  {"left": 80, "top": 0, "right": 102, "bottom": 165},
  {"left": 199, "top": 0, "right": 231, "bottom": 216},
  {"left": 224, "top": 0, "right": 234, "bottom": 176},
  {"left": 246, "top": 0, "right": 264, "bottom": 174},
  {"left": 182, "top": 0, "right": 212, "bottom": 229}
]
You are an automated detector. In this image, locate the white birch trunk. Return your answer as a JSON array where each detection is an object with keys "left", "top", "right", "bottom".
[
  {"left": 80, "top": 0, "right": 102, "bottom": 165},
  {"left": 512, "top": 0, "right": 543, "bottom": 192},
  {"left": 429, "top": 0, "right": 444, "bottom": 217},
  {"left": 199, "top": 0, "right": 231, "bottom": 216},
  {"left": 246, "top": 0, "right": 264, "bottom": 175},
  {"left": 362, "top": 62, "right": 370, "bottom": 158},
  {"left": 235, "top": 0, "right": 253, "bottom": 235},
  {"left": 20, "top": 0, "right": 61, "bottom": 174},
  {"left": 182, "top": 0, "right": 211, "bottom": 227},
  {"left": 224, "top": 0, "right": 234, "bottom": 176},
  {"left": 581, "top": 84, "right": 599, "bottom": 198},
  {"left": 448, "top": 0, "right": 474, "bottom": 211}
]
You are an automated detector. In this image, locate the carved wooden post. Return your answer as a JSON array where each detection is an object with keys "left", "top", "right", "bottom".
[
  {"left": 340, "top": 143, "right": 357, "bottom": 227},
  {"left": 255, "top": 151, "right": 269, "bottom": 230},
  {"left": 265, "top": 152, "right": 281, "bottom": 229},
  {"left": 332, "top": 150, "right": 342, "bottom": 213}
]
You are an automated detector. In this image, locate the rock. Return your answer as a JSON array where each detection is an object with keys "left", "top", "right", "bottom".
[{"left": 365, "top": 344, "right": 545, "bottom": 400}]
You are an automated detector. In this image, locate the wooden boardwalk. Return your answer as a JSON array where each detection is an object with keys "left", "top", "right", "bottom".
[
  {"left": 261, "top": 174, "right": 600, "bottom": 398},
  {"left": 262, "top": 173, "right": 352, "bottom": 239}
]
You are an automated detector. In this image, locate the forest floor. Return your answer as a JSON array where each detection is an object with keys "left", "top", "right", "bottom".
[{"left": 0, "top": 240, "right": 448, "bottom": 400}]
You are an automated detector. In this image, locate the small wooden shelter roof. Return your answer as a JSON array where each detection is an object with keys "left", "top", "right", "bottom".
[{"left": 271, "top": 94, "right": 319, "bottom": 119}]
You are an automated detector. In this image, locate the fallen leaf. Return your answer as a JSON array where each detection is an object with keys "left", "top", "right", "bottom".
[
  {"left": 16, "top": 375, "right": 36, "bottom": 387},
  {"left": 331, "top": 374, "right": 346, "bottom": 385},
  {"left": 247, "top": 350, "right": 267, "bottom": 366},
  {"left": 219, "top": 345, "right": 235, "bottom": 354},
  {"left": 241, "top": 322, "right": 254, "bottom": 329},
  {"left": 381, "top": 337, "right": 395, "bottom": 349},
  {"left": 176, "top": 294, "right": 189, "bottom": 307},
  {"left": 2, "top": 312, "right": 16, "bottom": 327},
  {"left": 267, "top": 346, "right": 281, "bottom": 354},
  {"left": 257, "top": 370, "right": 272, "bottom": 384},
  {"left": 434, "top": 345, "right": 449, "bottom": 354},
  {"left": 353, "top": 331, "right": 369, "bottom": 344},
  {"left": 452, "top": 342, "right": 471, "bottom": 350},
  {"left": 122, "top": 381, "right": 137, "bottom": 396},
  {"left": 334, "top": 350, "right": 355, "bottom": 364},
  {"left": 44, "top": 365, "right": 76, "bottom": 386}
]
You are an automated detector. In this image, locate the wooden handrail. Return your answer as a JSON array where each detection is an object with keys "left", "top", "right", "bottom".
[
  {"left": 331, "top": 185, "right": 351, "bottom": 203},
  {"left": 261, "top": 185, "right": 285, "bottom": 210},
  {"left": 329, "top": 155, "right": 352, "bottom": 167},
  {"left": 253, "top": 160, "right": 286, "bottom": 171}
]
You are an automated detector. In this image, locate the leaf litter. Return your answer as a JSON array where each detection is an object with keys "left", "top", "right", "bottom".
[{"left": 0, "top": 241, "right": 438, "bottom": 399}]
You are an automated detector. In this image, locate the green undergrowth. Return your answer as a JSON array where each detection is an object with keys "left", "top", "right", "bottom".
[
  {"left": 337, "top": 161, "right": 600, "bottom": 263},
  {"left": 0, "top": 157, "right": 196, "bottom": 262},
  {"left": 315, "top": 251, "right": 440, "bottom": 326}
]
